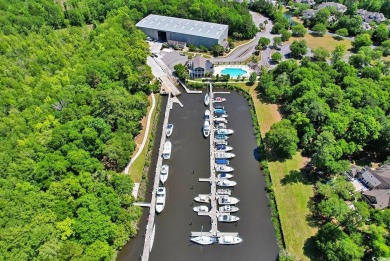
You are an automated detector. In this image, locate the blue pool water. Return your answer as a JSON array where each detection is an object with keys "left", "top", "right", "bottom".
[{"left": 220, "top": 68, "right": 247, "bottom": 77}]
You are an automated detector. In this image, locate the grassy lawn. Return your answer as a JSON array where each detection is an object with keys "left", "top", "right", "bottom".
[
  {"left": 128, "top": 93, "right": 159, "bottom": 182},
  {"left": 288, "top": 33, "right": 353, "bottom": 52},
  {"left": 231, "top": 82, "right": 317, "bottom": 260},
  {"left": 232, "top": 38, "right": 253, "bottom": 47}
]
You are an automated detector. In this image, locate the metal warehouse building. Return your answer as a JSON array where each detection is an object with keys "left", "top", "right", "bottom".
[{"left": 136, "top": 14, "right": 229, "bottom": 48}]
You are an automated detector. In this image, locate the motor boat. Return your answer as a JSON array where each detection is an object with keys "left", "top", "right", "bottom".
[
  {"left": 217, "top": 173, "right": 234, "bottom": 179},
  {"left": 193, "top": 205, "right": 209, "bottom": 213},
  {"left": 162, "top": 140, "right": 172, "bottom": 159},
  {"left": 215, "top": 134, "right": 228, "bottom": 141},
  {"left": 160, "top": 165, "right": 169, "bottom": 184},
  {"left": 166, "top": 124, "right": 173, "bottom": 137},
  {"left": 218, "top": 235, "right": 243, "bottom": 245},
  {"left": 219, "top": 114, "right": 228, "bottom": 118},
  {"left": 204, "top": 109, "right": 210, "bottom": 120},
  {"left": 214, "top": 109, "right": 226, "bottom": 115},
  {"left": 218, "top": 205, "right": 239, "bottom": 213},
  {"left": 214, "top": 105, "right": 225, "bottom": 110},
  {"left": 216, "top": 123, "right": 227, "bottom": 129},
  {"left": 217, "top": 214, "right": 240, "bottom": 223},
  {"left": 194, "top": 194, "right": 210, "bottom": 203},
  {"left": 215, "top": 144, "right": 233, "bottom": 152},
  {"left": 216, "top": 189, "right": 232, "bottom": 195},
  {"left": 216, "top": 129, "right": 234, "bottom": 135},
  {"left": 213, "top": 97, "right": 226, "bottom": 103},
  {"left": 214, "top": 117, "right": 228, "bottom": 124},
  {"left": 215, "top": 158, "right": 229, "bottom": 165},
  {"left": 156, "top": 187, "right": 166, "bottom": 213},
  {"left": 217, "top": 179, "right": 237, "bottom": 187},
  {"left": 191, "top": 236, "right": 216, "bottom": 245},
  {"left": 215, "top": 152, "right": 235, "bottom": 159},
  {"left": 215, "top": 165, "right": 234, "bottom": 172},
  {"left": 218, "top": 195, "right": 239, "bottom": 205},
  {"left": 214, "top": 140, "right": 228, "bottom": 145},
  {"left": 203, "top": 120, "right": 210, "bottom": 138},
  {"left": 204, "top": 93, "right": 210, "bottom": 106}
]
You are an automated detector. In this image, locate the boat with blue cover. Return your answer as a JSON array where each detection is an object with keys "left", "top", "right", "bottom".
[
  {"left": 215, "top": 144, "right": 233, "bottom": 152},
  {"left": 216, "top": 129, "right": 234, "bottom": 135},
  {"left": 215, "top": 158, "right": 229, "bottom": 165},
  {"left": 215, "top": 134, "right": 228, "bottom": 140},
  {"left": 214, "top": 109, "right": 226, "bottom": 115}
]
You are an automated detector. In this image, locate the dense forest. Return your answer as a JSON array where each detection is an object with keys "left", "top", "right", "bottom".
[{"left": 0, "top": 0, "right": 258, "bottom": 259}]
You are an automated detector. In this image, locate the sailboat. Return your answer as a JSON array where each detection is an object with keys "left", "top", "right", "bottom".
[{"left": 190, "top": 226, "right": 216, "bottom": 245}]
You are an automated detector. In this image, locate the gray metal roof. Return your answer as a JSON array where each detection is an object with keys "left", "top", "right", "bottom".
[{"left": 136, "top": 14, "right": 228, "bottom": 39}]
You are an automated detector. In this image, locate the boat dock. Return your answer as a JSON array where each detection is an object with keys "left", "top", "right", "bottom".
[
  {"left": 141, "top": 92, "right": 173, "bottom": 261},
  {"left": 190, "top": 83, "right": 239, "bottom": 241}
]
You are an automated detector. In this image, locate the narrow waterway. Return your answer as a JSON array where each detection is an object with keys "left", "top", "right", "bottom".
[{"left": 117, "top": 90, "right": 278, "bottom": 261}]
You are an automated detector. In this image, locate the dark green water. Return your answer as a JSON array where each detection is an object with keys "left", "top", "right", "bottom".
[{"left": 117, "top": 90, "right": 278, "bottom": 261}]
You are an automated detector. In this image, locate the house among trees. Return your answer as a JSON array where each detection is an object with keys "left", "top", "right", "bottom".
[
  {"left": 347, "top": 165, "right": 390, "bottom": 209},
  {"left": 188, "top": 56, "right": 213, "bottom": 78},
  {"left": 316, "top": 2, "right": 347, "bottom": 13},
  {"left": 301, "top": 9, "right": 318, "bottom": 20},
  {"left": 357, "top": 9, "right": 386, "bottom": 24},
  {"left": 294, "top": 0, "right": 315, "bottom": 6}
]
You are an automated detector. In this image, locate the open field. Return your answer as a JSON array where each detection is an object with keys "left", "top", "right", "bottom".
[
  {"left": 288, "top": 33, "right": 353, "bottom": 52},
  {"left": 128, "top": 93, "right": 159, "bottom": 182},
  {"left": 231, "top": 82, "right": 316, "bottom": 260}
]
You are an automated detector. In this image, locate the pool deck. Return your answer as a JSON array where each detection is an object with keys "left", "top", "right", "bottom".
[{"left": 213, "top": 65, "right": 251, "bottom": 79}]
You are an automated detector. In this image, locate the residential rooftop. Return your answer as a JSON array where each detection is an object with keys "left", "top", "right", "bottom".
[{"left": 136, "top": 14, "right": 228, "bottom": 39}]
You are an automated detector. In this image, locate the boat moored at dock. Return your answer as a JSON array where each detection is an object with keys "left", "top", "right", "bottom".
[
  {"left": 215, "top": 158, "right": 229, "bottom": 165},
  {"left": 215, "top": 152, "right": 235, "bottom": 159},
  {"left": 160, "top": 165, "right": 169, "bottom": 184},
  {"left": 218, "top": 235, "right": 243, "bottom": 245},
  {"left": 217, "top": 173, "right": 234, "bottom": 179},
  {"left": 156, "top": 187, "right": 166, "bottom": 213},
  {"left": 214, "top": 140, "right": 228, "bottom": 145},
  {"left": 218, "top": 205, "right": 239, "bottom": 213},
  {"left": 215, "top": 144, "right": 233, "bottom": 152},
  {"left": 214, "top": 105, "right": 225, "bottom": 110},
  {"left": 216, "top": 188, "right": 232, "bottom": 195},
  {"left": 217, "top": 214, "right": 240, "bottom": 223},
  {"left": 214, "top": 109, "right": 226, "bottom": 115},
  {"left": 215, "top": 165, "right": 234, "bottom": 172},
  {"left": 166, "top": 124, "right": 173, "bottom": 137},
  {"left": 204, "top": 93, "right": 210, "bottom": 106},
  {"left": 214, "top": 117, "right": 228, "bottom": 124},
  {"left": 216, "top": 129, "right": 234, "bottom": 135},
  {"left": 193, "top": 205, "right": 209, "bottom": 213},
  {"left": 218, "top": 195, "right": 240, "bottom": 205},
  {"left": 213, "top": 97, "right": 226, "bottom": 103},
  {"left": 162, "top": 140, "right": 172, "bottom": 159},
  {"left": 217, "top": 179, "right": 237, "bottom": 187},
  {"left": 214, "top": 134, "right": 228, "bottom": 141},
  {"left": 203, "top": 120, "right": 210, "bottom": 138},
  {"left": 194, "top": 194, "right": 210, "bottom": 203},
  {"left": 191, "top": 236, "right": 216, "bottom": 245}
]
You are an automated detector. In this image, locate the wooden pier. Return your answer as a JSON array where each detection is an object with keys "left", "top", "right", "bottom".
[{"left": 141, "top": 93, "right": 173, "bottom": 261}]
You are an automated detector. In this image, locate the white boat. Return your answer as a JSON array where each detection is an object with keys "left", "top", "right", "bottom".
[
  {"left": 214, "top": 134, "right": 228, "bottom": 141},
  {"left": 217, "top": 173, "right": 234, "bottom": 179},
  {"left": 203, "top": 120, "right": 210, "bottom": 138},
  {"left": 217, "top": 214, "right": 240, "bottom": 223},
  {"left": 215, "top": 165, "right": 234, "bottom": 172},
  {"left": 156, "top": 187, "right": 166, "bottom": 213},
  {"left": 216, "top": 123, "right": 227, "bottom": 129},
  {"left": 166, "top": 124, "right": 173, "bottom": 137},
  {"left": 220, "top": 114, "right": 228, "bottom": 118},
  {"left": 213, "top": 97, "right": 226, "bottom": 103},
  {"left": 216, "top": 189, "right": 232, "bottom": 195},
  {"left": 218, "top": 195, "right": 240, "bottom": 205},
  {"left": 216, "top": 129, "right": 234, "bottom": 135},
  {"left": 215, "top": 144, "right": 233, "bottom": 152},
  {"left": 204, "top": 93, "right": 210, "bottom": 106},
  {"left": 204, "top": 109, "right": 210, "bottom": 120},
  {"left": 214, "top": 105, "right": 225, "bottom": 110},
  {"left": 162, "top": 140, "right": 172, "bottom": 159},
  {"left": 218, "top": 205, "right": 239, "bottom": 213},
  {"left": 214, "top": 117, "right": 228, "bottom": 123},
  {"left": 191, "top": 235, "right": 216, "bottom": 245},
  {"left": 217, "top": 179, "right": 237, "bottom": 187},
  {"left": 214, "top": 140, "right": 228, "bottom": 145},
  {"left": 218, "top": 235, "right": 243, "bottom": 245},
  {"left": 215, "top": 152, "right": 235, "bottom": 159},
  {"left": 194, "top": 194, "right": 210, "bottom": 203},
  {"left": 193, "top": 205, "right": 209, "bottom": 213},
  {"left": 160, "top": 165, "right": 169, "bottom": 184}
]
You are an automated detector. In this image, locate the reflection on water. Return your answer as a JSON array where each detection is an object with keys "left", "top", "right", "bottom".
[{"left": 117, "top": 90, "right": 278, "bottom": 261}]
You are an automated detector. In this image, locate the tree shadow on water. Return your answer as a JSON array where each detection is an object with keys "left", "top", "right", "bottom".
[{"left": 253, "top": 147, "right": 262, "bottom": 161}]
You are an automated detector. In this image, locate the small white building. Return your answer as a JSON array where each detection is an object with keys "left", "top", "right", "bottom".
[{"left": 188, "top": 56, "right": 213, "bottom": 78}]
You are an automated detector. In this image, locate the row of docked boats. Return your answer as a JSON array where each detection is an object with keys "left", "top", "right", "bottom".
[
  {"left": 155, "top": 122, "right": 175, "bottom": 213},
  {"left": 190, "top": 92, "right": 243, "bottom": 245}
]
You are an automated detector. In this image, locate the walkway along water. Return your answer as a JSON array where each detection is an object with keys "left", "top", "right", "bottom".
[{"left": 117, "top": 88, "right": 278, "bottom": 261}]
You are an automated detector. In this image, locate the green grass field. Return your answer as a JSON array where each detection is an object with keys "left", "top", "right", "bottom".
[
  {"left": 231, "top": 83, "right": 317, "bottom": 260},
  {"left": 128, "top": 94, "right": 159, "bottom": 183}
]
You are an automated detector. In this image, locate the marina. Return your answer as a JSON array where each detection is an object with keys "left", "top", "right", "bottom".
[{"left": 117, "top": 89, "right": 278, "bottom": 261}]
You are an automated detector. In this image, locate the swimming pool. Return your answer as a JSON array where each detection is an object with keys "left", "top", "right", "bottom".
[{"left": 220, "top": 68, "right": 247, "bottom": 77}]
